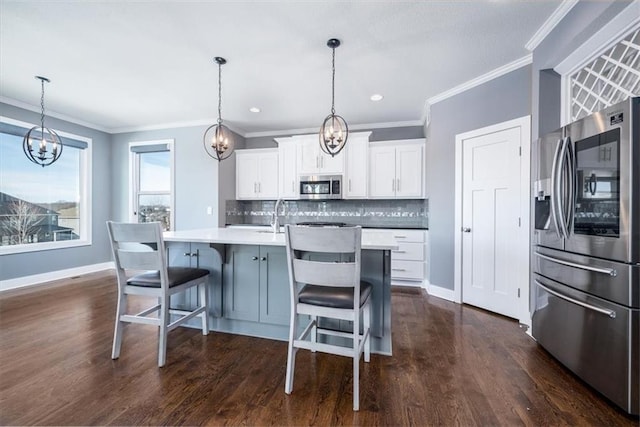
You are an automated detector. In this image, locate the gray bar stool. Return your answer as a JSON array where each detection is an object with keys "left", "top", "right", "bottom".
[
  {"left": 283, "top": 224, "right": 372, "bottom": 411},
  {"left": 106, "top": 221, "right": 210, "bottom": 367}
]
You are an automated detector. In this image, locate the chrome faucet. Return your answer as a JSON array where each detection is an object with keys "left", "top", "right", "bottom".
[{"left": 271, "top": 199, "right": 286, "bottom": 233}]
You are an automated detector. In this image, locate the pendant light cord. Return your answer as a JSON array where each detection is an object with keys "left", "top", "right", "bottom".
[
  {"left": 217, "top": 62, "right": 223, "bottom": 125},
  {"left": 331, "top": 46, "right": 336, "bottom": 115},
  {"left": 40, "top": 78, "right": 46, "bottom": 131}
]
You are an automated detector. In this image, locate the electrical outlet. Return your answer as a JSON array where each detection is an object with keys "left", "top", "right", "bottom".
[{"left": 206, "top": 206, "right": 212, "bottom": 215}]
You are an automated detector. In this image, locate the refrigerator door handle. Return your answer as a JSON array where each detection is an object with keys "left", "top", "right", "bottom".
[
  {"left": 564, "top": 137, "right": 575, "bottom": 237},
  {"left": 534, "top": 251, "right": 618, "bottom": 276},
  {"left": 556, "top": 136, "right": 571, "bottom": 238},
  {"left": 535, "top": 280, "right": 616, "bottom": 318},
  {"left": 589, "top": 173, "right": 598, "bottom": 195},
  {"left": 550, "top": 138, "right": 564, "bottom": 239}
]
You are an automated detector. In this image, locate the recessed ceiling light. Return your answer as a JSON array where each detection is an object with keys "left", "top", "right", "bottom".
[
  {"left": 249, "top": 107, "right": 261, "bottom": 113},
  {"left": 370, "top": 94, "right": 383, "bottom": 101}
]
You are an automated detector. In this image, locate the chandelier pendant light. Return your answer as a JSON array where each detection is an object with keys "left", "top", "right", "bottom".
[
  {"left": 23, "top": 76, "right": 63, "bottom": 167},
  {"left": 203, "top": 57, "right": 234, "bottom": 161},
  {"left": 319, "top": 38, "right": 348, "bottom": 157}
]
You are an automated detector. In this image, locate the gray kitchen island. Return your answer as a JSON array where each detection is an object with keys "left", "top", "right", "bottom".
[{"left": 163, "top": 227, "right": 398, "bottom": 355}]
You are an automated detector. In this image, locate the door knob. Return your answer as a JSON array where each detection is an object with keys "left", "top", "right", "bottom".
[{"left": 462, "top": 227, "right": 471, "bottom": 233}]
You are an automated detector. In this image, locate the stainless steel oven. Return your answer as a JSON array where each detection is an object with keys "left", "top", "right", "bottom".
[
  {"left": 299, "top": 175, "right": 342, "bottom": 200},
  {"left": 531, "top": 97, "right": 639, "bottom": 415}
]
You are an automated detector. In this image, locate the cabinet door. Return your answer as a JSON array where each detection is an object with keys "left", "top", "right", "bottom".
[
  {"left": 344, "top": 136, "right": 368, "bottom": 198},
  {"left": 395, "top": 144, "right": 424, "bottom": 198},
  {"left": 223, "top": 245, "right": 260, "bottom": 321},
  {"left": 278, "top": 141, "right": 298, "bottom": 199},
  {"left": 166, "top": 242, "right": 192, "bottom": 267},
  {"left": 369, "top": 146, "right": 396, "bottom": 198},
  {"left": 297, "top": 137, "right": 319, "bottom": 175},
  {"left": 236, "top": 152, "right": 259, "bottom": 199},
  {"left": 259, "top": 246, "right": 290, "bottom": 325},
  {"left": 256, "top": 152, "right": 279, "bottom": 199},
  {"left": 318, "top": 147, "right": 345, "bottom": 174},
  {"left": 166, "top": 242, "right": 193, "bottom": 310},
  {"left": 192, "top": 243, "right": 222, "bottom": 318}
]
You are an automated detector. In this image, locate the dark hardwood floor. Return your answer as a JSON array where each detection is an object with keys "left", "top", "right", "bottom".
[{"left": 0, "top": 270, "right": 637, "bottom": 426}]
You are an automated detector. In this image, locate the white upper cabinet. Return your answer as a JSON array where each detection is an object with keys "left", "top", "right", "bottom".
[
  {"left": 369, "top": 139, "right": 425, "bottom": 199},
  {"left": 344, "top": 132, "right": 371, "bottom": 199},
  {"left": 275, "top": 137, "right": 299, "bottom": 199},
  {"left": 296, "top": 134, "right": 345, "bottom": 175},
  {"left": 236, "top": 149, "right": 279, "bottom": 200}
]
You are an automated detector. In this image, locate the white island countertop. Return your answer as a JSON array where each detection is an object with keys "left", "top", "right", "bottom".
[{"left": 164, "top": 227, "right": 398, "bottom": 250}]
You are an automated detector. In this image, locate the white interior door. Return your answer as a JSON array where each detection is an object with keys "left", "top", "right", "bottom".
[{"left": 461, "top": 126, "right": 521, "bottom": 319}]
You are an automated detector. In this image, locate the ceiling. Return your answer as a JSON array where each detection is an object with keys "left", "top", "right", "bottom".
[{"left": 0, "top": 1, "right": 563, "bottom": 136}]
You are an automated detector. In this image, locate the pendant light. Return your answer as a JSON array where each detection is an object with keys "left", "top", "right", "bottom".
[
  {"left": 23, "top": 76, "right": 63, "bottom": 167},
  {"left": 203, "top": 57, "right": 234, "bottom": 161},
  {"left": 319, "top": 38, "right": 348, "bottom": 157}
]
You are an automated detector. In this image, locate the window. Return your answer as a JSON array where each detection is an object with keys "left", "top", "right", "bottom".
[
  {"left": 129, "top": 140, "right": 174, "bottom": 231},
  {"left": 0, "top": 117, "right": 92, "bottom": 254},
  {"left": 567, "top": 27, "right": 640, "bottom": 122}
]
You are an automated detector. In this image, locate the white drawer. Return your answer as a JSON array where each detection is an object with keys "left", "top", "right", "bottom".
[
  {"left": 391, "top": 260, "right": 424, "bottom": 280},
  {"left": 390, "top": 229, "right": 425, "bottom": 243},
  {"left": 391, "top": 242, "right": 424, "bottom": 261}
]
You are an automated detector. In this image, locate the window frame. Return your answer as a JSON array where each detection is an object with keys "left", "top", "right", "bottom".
[
  {"left": 128, "top": 139, "right": 175, "bottom": 231},
  {"left": 0, "top": 116, "right": 93, "bottom": 255}
]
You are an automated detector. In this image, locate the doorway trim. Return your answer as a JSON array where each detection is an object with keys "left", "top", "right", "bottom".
[{"left": 453, "top": 116, "right": 531, "bottom": 326}]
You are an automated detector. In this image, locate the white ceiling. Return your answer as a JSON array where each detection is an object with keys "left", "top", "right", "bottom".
[{"left": 0, "top": 1, "right": 563, "bottom": 136}]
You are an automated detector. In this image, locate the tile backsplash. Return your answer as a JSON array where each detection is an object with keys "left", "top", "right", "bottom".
[{"left": 226, "top": 199, "right": 428, "bottom": 229}]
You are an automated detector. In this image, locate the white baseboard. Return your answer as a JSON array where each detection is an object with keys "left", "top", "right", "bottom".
[
  {"left": 0, "top": 262, "right": 114, "bottom": 292},
  {"left": 425, "top": 282, "right": 455, "bottom": 302},
  {"left": 391, "top": 279, "right": 424, "bottom": 288}
]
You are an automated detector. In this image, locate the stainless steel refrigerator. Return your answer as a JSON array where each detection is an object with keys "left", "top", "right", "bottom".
[{"left": 531, "top": 97, "right": 639, "bottom": 415}]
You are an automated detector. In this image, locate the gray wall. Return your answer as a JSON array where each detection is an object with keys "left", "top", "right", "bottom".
[
  {"left": 1, "top": 107, "right": 244, "bottom": 282},
  {"left": 244, "top": 125, "right": 424, "bottom": 148},
  {"left": 531, "top": 0, "right": 630, "bottom": 141},
  {"left": 0, "top": 102, "right": 112, "bottom": 281},
  {"left": 110, "top": 127, "right": 245, "bottom": 229},
  {"left": 425, "top": 65, "right": 532, "bottom": 290}
]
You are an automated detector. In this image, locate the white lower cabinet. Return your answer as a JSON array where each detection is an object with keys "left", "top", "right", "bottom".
[{"left": 373, "top": 229, "right": 428, "bottom": 285}]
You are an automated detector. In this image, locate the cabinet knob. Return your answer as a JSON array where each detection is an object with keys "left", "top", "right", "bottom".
[
  {"left": 462, "top": 227, "right": 471, "bottom": 233},
  {"left": 252, "top": 256, "right": 258, "bottom": 261},
  {"left": 183, "top": 252, "right": 191, "bottom": 257},
  {"left": 261, "top": 257, "right": 267, "bottom": 261}
]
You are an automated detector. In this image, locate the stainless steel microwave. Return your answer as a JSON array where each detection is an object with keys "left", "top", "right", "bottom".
[{"left": 299, "top": 175, "right": 342, "bottom": 200}]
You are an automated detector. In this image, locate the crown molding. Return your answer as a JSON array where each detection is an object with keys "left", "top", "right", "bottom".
[
  {"left": 0, "top": 96, "right": 110, "bottom": 133},
  {"left": 426, "top": 54, "right": 532, "bottom": 107},
  {"left": 525, "top": 0, "right": 579, "bottom": 51},
  {"left": 1, "top": 94, "right": 421, "bottom": 138},
  {"left": 555, "top": 0, "right": 640, "bottom": 75},
  {"left": 243, "top": 120, "right": 423, "bottom": 139},
  {"left": 111, "top": 118, "right": 246, "bottom": 137}
]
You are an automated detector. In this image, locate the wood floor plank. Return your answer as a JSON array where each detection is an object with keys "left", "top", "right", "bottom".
[{"left": 0, "top": 273, "right": 637, "bottom": 425}]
